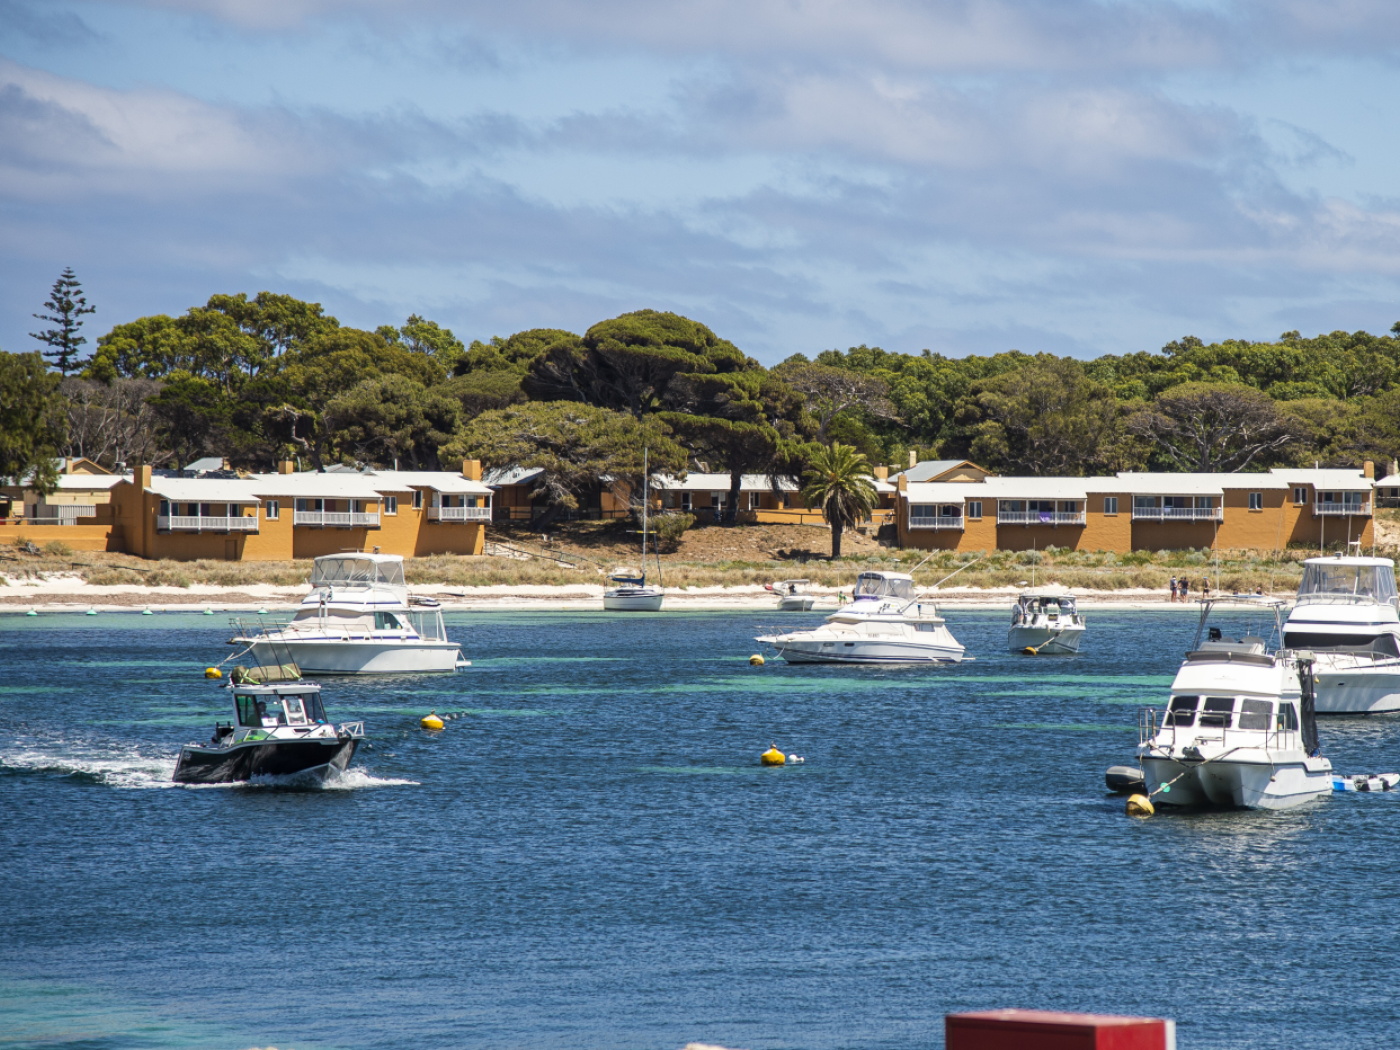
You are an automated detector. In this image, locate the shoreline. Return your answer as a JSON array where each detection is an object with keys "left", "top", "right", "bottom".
[{"left": 0, "top": 580, "right": 1247, "bottom": 614}]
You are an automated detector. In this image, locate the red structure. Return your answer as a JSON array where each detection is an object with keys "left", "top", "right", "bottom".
[{"left": 946, "top": 1009, "right": 1175, "bottom": 1050}]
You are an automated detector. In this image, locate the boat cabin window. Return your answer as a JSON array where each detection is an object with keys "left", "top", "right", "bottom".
[
  {"left": 282, "top": 697, "right": 308, "bottom": 725},
  {"left": 1198, "top": 697, "right": 1235, "bottom": 728},
  {"left": 1283, "top": 630, "right": 1400, "bottom": 656},
  {"left": 234, "top": 693, "right": 280, "bottom": 728},
  {"left": 1297, "top": 562, "right": 1397, "bottom": 603},
  {"left": 374, "top": 612, "right": 404, "bottom": 630},
  {"left": 1276, "top": 703, "right": 1299, "bottom": 731},
  {"left": 853, "top": 573, "right": 914, "bottom": 601},
  {"left": 309, "top": 556, "right": 406, "bottom": 590},
  {"left": 1237, "top": 699, "right": 1273, "bottom": 731},
  {"left": 1166, "top": 696, "right": 1198, "bottom": 726}
]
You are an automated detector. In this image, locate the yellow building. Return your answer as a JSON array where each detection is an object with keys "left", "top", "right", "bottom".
[
  {"left": 896, "top": 465, "right": 1375, "bottom": 553},
  {"left": 104, "top": 461, "right": 492, "bottom": 562}
]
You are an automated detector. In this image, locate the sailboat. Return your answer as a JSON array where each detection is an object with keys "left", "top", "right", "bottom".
[{"left": 603, "top": 450, "right": 665, "bottom": 612}]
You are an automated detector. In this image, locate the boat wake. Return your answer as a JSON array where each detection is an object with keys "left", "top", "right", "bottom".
[
  {"left": 181, "top": 766, "right": 420, "bottom": 791},
  {"left": 0, "top": 745, "right": 178, "bottom": 789}
]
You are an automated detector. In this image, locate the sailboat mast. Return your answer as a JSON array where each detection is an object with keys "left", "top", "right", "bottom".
[{"left": 641, "top": 448, "right": 650, "bottom": 578}]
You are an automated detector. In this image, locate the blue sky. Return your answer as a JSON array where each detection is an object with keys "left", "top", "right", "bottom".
[{"left": 5, "top": 0, "right": 1400, "bottom": 366}]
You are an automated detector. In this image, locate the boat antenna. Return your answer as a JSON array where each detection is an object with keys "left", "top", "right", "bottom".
[{"left": 900, "top": 552, "right": 988, "bottom": 611}]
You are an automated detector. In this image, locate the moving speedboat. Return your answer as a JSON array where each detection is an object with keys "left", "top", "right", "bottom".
[
  {"left": 1136, "top": 597, "right": 1331, "bottom": 810},
  {"left": 1008, "top": 590, "right": 1085, "bottom": 653},
  {"left": 1282, "top": 555, "right": 1400, "bottom": 713},
  {"left": 755, "top": 571, "right": 964, "bottom": 663},
  {"left": 174, "top": 668, "right": 364, "bottom": 785},
  {"left": 229, "top": 553, "right": 465, "bottom": 674}
]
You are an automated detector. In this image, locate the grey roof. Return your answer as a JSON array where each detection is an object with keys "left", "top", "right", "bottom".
[
  {"left": 898, "top": 460, "right": 982, "bottom": 482},
  {"left": 184, "top": 457, "right": 226, "bottom": 473}
]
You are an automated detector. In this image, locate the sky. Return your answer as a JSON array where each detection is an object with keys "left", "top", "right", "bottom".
[{"left": 5, "top": 0, "right": 1400, "bottom": 366}]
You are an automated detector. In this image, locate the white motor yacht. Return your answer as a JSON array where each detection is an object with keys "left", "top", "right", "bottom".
[
  {"left": 1136, "top": 597, "right": 1331, "bottom": 810},
  {"left": 1008, "top": 590, "right": 1085, "bottom": 653},
  {"left": 1281, "top": 555, "right": 1400, "bottom": 714},
  {"left": 756, "top": 571, "right": 965, "bottom": 663},
  {"left": 230, "top": 553, "right": 466, "bottom": 674},
  {"left": 766, "top": 579, "right": 825, "bottom": 611}
]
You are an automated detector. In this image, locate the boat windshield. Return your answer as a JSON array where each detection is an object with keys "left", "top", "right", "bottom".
[
  {"left": 310, "top": 557, "right": 405, "bottom": 590},
  {"left": 234, "top": 690, "right": 326, "bottom": 727},
  {"left": 1298, "top": 562, "right": 1396, "bottom": 604},
  {"left": 853, "top": 574, "right": 914, "bottom": 600}
]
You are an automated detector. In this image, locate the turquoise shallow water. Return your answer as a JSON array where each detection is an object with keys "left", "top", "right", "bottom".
[{"left": 2, "top": 608, "right": 1399, "bottom": 1049}]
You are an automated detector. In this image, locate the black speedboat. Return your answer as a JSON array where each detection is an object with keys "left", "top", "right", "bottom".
[{"left": 174, "top": 669, "right": 364, "bottom": 785}]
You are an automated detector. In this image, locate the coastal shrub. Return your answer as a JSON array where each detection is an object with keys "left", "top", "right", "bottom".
[
  {"left": 43, "top": 541, "right": 72, "bottom": 556},
  {"left": 87, "top": 567, "right": 146, "bottom": 585},
  {"left": 651, "top": 512, "right": 694, "bottom": 552}
]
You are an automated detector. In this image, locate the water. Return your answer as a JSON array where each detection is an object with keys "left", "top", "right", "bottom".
[{"left": 3, "top": 608, "right": 1399, "bottom": 1049}]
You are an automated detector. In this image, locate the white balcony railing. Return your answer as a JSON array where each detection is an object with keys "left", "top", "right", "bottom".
[
  {"left": 158, "top": 515, "right": 258, "bottom": 532},
  {"left": 428, "top": 505, "right": 492, "bottom": 522},
  {"left": 31, "top": 505, "right": 97, "bottom": 525},
  {"left": 293, "top": 511, "right": 381, "bottom": 528},
  {"left": 996, "top": 510, "right": 1086, "bottom": 526},
  {"left": 909, "top": 516, "right": 965, "bottom": 530},
  {"left": 1131, "top": 506, "right": 1223, "bottom": 522},
  {"left": 1314, "top": 501, "right": 1372, "bottom": 517}
]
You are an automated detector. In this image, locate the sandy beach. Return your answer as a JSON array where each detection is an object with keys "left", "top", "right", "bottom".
[{"left": 0, "top": 573, "right": 1230, "bottom": 613}]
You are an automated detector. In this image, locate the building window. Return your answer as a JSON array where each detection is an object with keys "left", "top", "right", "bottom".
[
  {"left": 265, "top": 500, "right": 279, "bottom": 520},
  {"left": 748, "top": 492, "right": 761, "bottom": 510},
  {"left": 1293, "top": 487, "right": 1308, "bottom": 505},
  {"left": 412, "top": 489, "right": 423, "bottom": 510},
  {"left": 384, "top": 495, "right": 397, "bottom": 515},
  {"left": 966, "top": 501, "right": 982, "bottom": 519},
  {"left": 1248, "top": 492, "right": 1262, "bottom": 511},
  {"left": 1103, "top": 496, "right": 1118, "bottom": 515},
  {"left": 680, "top": 492, "right": 692, "bottom": 512}
]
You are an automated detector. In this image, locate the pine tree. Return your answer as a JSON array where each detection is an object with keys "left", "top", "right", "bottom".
[{"left": 30, "top": 267, "right": 96, "bottom": 375}]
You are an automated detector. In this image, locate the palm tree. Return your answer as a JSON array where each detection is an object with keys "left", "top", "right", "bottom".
[{"left": 801, "top": 442, "right": 878, "bottom": 558}]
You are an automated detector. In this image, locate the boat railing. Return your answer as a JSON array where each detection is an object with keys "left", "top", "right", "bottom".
[
  {"left": 230, "top": 613, "right": 448, "bottom": 643},
  {"left": 1144, "top": 705, "right": 1301, "bottom": 753},
  {"left": 338, "top": 721, "right": 366, "bottom": 738},
  {"left": 1293, "top": 592, "right": 1386, "bottom": 607}
]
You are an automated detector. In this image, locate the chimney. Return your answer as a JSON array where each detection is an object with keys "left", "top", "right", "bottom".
[
  {"left": 277, "top": 460, "right": 295, "bottom": 475},
  {"left": 908, "top": 450, "right": 918, "bottom": 468},
  {"left": 138, "top": 464, "right": 152, "bottom": 489},
  {"left": 897, "top": 474, "right": 908, "bottom": 493},
  {"left": 65, "top": 457, "right": 75, "bottom": 474},
  {"left": 1364, "top": 460, "right": 1375, "bottom": 479},
  {"left": 461, "top": 458, "right": 482, "bottom": 481},
  {"left": 874, "top": 466, "right": 889, "bottom": 480}
]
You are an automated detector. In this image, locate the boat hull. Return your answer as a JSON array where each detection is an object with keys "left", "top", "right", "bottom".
[
  {"left": 246, "top": 639, "right": 463, "bottom": 674},
  {"left": 603, "top": 590, "right": 664, "bottom": 612},
  {"left": 777, "top": 595, "right": 816, "bottom": 611},
  {"left": 1008, "top": 625, "right": 1084, "bottom": 653},
  {"left": 771, "top": 638, "right": 964, "bottom": 664},
  {"left": 1141, "top": 755, "right": 1332, "bottom": 810},
  {"left": 1312, "top": 655, "right": 1400, "bottom": 714},
  {"left": 174, "top": 737, "right": 359, "bottom": 785}
]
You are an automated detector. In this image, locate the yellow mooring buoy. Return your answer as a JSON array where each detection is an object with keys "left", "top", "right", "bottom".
[
  {"left": 1125, "top": 794, "right": 1155, "bottom": 818},
  {"left": 204, "top": 667, "right": 222, "bottom": 679},
  {"left": 749, "top": 654, "right": 765, "bottom": 666},
  {"left": 421, "top": 711, "right": 445, "bottom": 731},
  {"left": 760, "top": 745, "right": 786, "bottom": 766}
]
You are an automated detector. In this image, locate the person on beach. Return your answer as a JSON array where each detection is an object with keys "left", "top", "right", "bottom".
[
  {"left": 1202, "top": 577, "right": 1211, "bottom": 599},
  {"left": 1169, "top": 577, "right": 1178, "bottom": 602}
]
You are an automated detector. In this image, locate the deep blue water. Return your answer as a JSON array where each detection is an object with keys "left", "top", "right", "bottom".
[{"left": 3, "top": 607, "right": 1400, "bottom": 1050}]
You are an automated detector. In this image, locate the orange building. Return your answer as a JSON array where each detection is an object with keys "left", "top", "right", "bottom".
[
  {"left": 895, "top": 465, "right": 1375, "bottom": 553},
  {"left": 103, "top": 461, "right": 492, "bottom": 562}
]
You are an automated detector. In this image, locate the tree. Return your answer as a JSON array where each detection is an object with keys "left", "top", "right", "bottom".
[
  {"left": 958, "top": 356, "right": 1139, "bottom": 475},
  {"left": 147, "top": 375, "right": 233, "bottom": 470},
  {"left": 0, "top": 351, "right": 69, "bottom": 493},
  {"left": 323, "top": 374, "right": 462, "bottom": 470},
  {"left": 30, "top": 268, "right": 96, "bottom": 375},
  {"left": 1130, "top": 382, "right": 1306, "bottom": 472},
  {"left": 378, "top": 315, "right": 467, "bottom": 372},
  {"left": 772, "top": 360, "right": 897, "bottom": 440},
  {"left": 444, "top": 402, "right": 686, "bottom": 526},
  {"left": 801, "top": 442, "right": 878, "bottom": 558},
  {"left": 60, "top": 377, "right": 169, "bottom": 469}
]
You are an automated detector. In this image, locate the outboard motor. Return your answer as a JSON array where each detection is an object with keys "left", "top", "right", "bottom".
[{"left": 1296, "top": 652, "right": 1321, "bottom": 757}]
